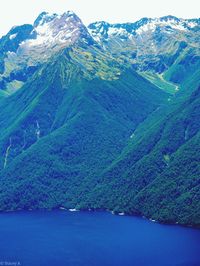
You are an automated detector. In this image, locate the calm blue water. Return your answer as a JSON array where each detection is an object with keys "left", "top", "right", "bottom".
[{"left": 0, "top": 211, "right": 199, "bottom": 266}]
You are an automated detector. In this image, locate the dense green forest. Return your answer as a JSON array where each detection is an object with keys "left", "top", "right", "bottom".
[{"left": 0, "top": 12, "right": 199, "bottom": 227}]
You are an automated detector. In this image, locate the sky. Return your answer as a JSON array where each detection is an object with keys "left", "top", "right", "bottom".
[{"left": 0, "top": 0, "right": 199, "bottom": 37}]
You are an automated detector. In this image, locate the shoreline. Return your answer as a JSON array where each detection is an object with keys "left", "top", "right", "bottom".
[{"left": 0, "top": 207, "right": 199, "bottom": 230}]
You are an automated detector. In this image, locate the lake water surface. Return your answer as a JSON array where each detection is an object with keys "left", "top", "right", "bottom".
[{"left": 0, "top": 210, "right": 199, "bottom": 266}]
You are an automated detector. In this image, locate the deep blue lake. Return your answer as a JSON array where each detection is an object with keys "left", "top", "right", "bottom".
[{"left": 0, "top": 210, "right": 199, "bottom": 266}]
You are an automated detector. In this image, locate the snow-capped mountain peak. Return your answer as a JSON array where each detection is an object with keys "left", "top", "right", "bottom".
[
  {"left": 135, "top": 17, "right": 186, "bottom": 34},
  {"left": 33, "top": 11, "right": 80, "bottom": 27},
  {"left": 88, "top": 15, "right": 199, "bottom": 42},
  {"left": 0, "top": 11, "right": 94, "bottom": 91},
  {"left": 27, "top": 11, "right": 87, "bottom": 48},
  {"left": 1, "top": 12, "right": 199, "bottom": 94}
]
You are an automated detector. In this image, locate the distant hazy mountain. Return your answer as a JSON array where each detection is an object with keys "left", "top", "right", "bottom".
[{"left": 0, "top": 12, "right": 199, "bottom": 227}]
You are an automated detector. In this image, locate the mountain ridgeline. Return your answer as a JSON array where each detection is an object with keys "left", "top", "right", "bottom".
[{"left": 0, "top": 12, "right": 199, "bottom": 227}]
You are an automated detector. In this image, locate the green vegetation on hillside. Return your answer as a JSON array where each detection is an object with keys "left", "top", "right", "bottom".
[
  {"left": 0, "top": 13, "right": 199, "bottom": 228},
  {"left": 0, "top": 49, "right": 168, "bottom": 214}
]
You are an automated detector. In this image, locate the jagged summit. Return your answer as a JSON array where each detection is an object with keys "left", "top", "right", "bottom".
[
  {"left": 33, "top": 11, "right": 81, "bottom": 27},
  {"left": 34, "top": 12, "right": 57, "bottom": 27},
  {"left": 0, "top": 10, "right": 94, "bottom": 92},
  {"left": 0, "top": 12, "right": 200, "bottom": 94},
  {"left": 28, "top": 11, "right": 87, "bottom": 48},
  {"left": 3, "top": 10, "right": 89, "bottom": 53},
  {"left": 160, "top": 15, "right": 180, "bottom": 22},
  {"left": 88, "top": 15, "right": 199, "bottom": 41}
]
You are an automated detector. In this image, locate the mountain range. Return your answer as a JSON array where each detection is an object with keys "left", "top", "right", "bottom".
[{"left": 0, "top": 11, "right": 199, "bottom": 227}]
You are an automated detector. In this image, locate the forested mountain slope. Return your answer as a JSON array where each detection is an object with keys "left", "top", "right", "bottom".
[{"left": 0, "top": 11, "right": 199, "bottom": 227}]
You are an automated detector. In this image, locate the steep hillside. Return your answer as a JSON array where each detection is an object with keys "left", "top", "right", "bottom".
[
  {"left": 87, "top": 86, "right": 200, "bottom": 226},
  {"left": 0, "top": 12, "right": 199, "bottom": 227},
  {"left": 0, "top": 45, "right": 167, "bottom": 210}
]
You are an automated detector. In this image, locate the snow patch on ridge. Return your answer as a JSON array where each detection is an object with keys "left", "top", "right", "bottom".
[
  {"left": 187, "top": 21, "right": 198, "bottom": 28},
  {"left": 9, "top": 33, "right": 17, "bottom": 40},
  {"left": 136, "top": 18, "right": 187, "bottom": 34}
]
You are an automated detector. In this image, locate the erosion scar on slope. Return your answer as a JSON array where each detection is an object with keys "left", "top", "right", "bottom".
[{"left": 4, "top": 138, "right": 12, "bottom": 169}]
